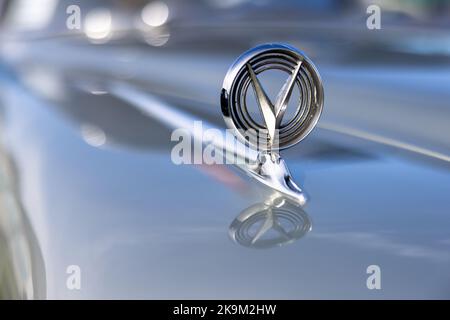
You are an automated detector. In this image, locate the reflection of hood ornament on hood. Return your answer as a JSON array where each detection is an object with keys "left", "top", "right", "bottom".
[
  {"left": 229, "top": 195, "right": 312, "bottom": 249},
  {"left": 221, "top": 43, "right": 324, "bottom": 205}
]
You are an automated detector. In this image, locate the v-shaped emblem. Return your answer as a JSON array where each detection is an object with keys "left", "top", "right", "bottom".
[{"left": 246, "top": 59, "right": 302, "bottom": 148}]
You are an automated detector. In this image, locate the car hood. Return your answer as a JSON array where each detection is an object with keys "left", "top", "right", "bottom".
[{"left": 0, "top": 30, "right": 450, "bottom": 299}]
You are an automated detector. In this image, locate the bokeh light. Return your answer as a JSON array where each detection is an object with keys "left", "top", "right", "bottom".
[{"left": 141, "top": 1, "right": 169, "bottom": 27}]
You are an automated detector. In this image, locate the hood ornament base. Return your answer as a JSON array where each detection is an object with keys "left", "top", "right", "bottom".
[{"left": 245, "top": 152, "right": 307, "bottom": 205}]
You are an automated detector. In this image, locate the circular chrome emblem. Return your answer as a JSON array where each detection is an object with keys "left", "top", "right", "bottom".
[{"left": 221, "top": 43, "right": 324, "bottom": 150}]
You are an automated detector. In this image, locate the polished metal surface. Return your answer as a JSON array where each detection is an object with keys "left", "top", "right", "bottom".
[
  {"left": 109, "top": 81, "right": 307, "bottom": 204},
  {"left": 1, "top": 42, "right": 450, "bottom": 298},
  {"left": 0, "top": 0, "right": 449, "bottom": 300}
]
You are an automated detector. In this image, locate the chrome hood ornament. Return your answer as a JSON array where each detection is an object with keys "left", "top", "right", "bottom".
[{"left": 221, "top": 43, "right": 324, "bottom": 205}]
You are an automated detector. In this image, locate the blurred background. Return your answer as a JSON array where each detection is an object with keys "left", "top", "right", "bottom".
[
  {"left": 1, "top": 0, "right": 450, "bottom": 55},
  {"left": 0, "top": 0, "right": 449, "bottom": 157}
]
